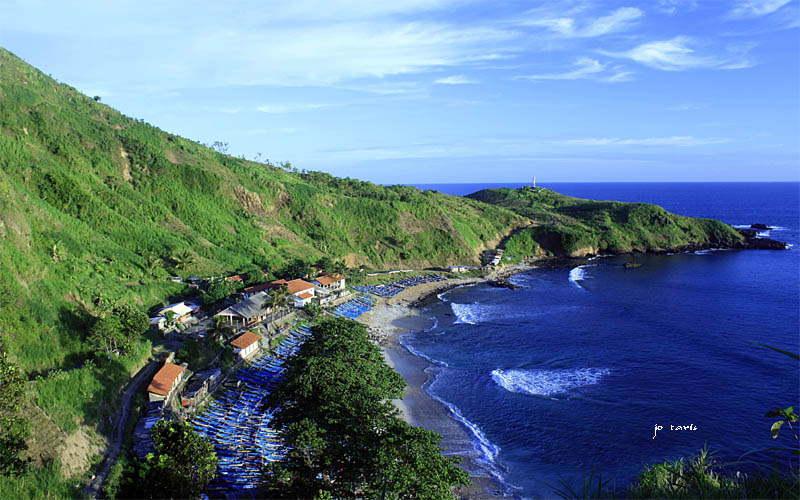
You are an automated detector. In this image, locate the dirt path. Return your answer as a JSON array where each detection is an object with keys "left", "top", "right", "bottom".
[{"left": 84, "top": 360, "right": 159, "bottom": 499}]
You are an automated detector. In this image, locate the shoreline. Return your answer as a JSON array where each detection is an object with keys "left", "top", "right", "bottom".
[{"left": 361, "top": 266, "right": 534, "bottom": 499}]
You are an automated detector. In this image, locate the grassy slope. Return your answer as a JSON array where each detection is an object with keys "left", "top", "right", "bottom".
[
  {"left": 0, "top": 46, "right": 523, "bottom": 486},
  {"left": 0, "top": 46, "right": 521, "bottom": 373},
  {"left": 468, "top": 186, "right": 745, "bottom": 259}
]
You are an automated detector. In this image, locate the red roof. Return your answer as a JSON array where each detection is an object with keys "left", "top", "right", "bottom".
[
  {"left": 287, "top": 279, "right": 315, "bottom": 295},
  {"left": 226, "top": 275, "right": 244, "bottom": 282},
  {"left": 147, "top": 363, "right": 186, "bottom": 396},
  {"left": 270, "top": 279, "right": 288, "bottom": 286},
  {"left": 297, "top": 292, "right": 313, "bottom": 300},
  {"left": 231, "top": 331, "right": 261, "bottom": 349},
  {"left": 243, "top": 283, "right": 275, "bottom": 294},
  {"left": 315, "top": 274, "right": 346, "bottom": 286}
]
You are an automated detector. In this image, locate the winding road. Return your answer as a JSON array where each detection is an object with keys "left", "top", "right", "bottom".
[{"left": 83, "top": 360, "right": 159, "bottom": 499}]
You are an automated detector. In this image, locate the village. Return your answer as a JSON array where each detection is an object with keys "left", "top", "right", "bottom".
[{"left": 129, "top": 264, "right": 472, "bottom": 480}]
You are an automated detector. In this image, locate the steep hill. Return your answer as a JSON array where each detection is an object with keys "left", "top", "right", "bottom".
[
  {"left": 0, "top": 47, "right": 524, "bottom": 372},
  {"left": 468, "top": 186, "right": 757, "bottom": 259}
]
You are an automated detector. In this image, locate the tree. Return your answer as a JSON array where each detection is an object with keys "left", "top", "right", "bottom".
[
  {"left": 203, "top": 279, "right": 235, "bottom": 305},
  {"left": 263, "top": 318, "right": 468, "bottom": 499},
  {"left": 172, "top": 249, "right": 195, "bottom": 270},
  {"left": 88, "top": 303, "right": 148, "bottom": 357},
  {"left": 120, "top": 420, "right": 217, "bottom": 499},
  {"left": 0, "top": 340, "right": 30, "bottom": 476},
  {"left": 282, "top": 258, "right": 312, "bottom": 279},
  {"left": 143, "top": 254, "right": 163, "bottom": 278},
  {"left": 263, "top": 285, "right": 289, "bottom": 324}
]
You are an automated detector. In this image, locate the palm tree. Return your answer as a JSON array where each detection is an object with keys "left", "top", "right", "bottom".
[
  {"left": 332, "top": 260, "right": 348, "bottom": 277},
  {"left": 144, "top": 254, "right": 163, "bottom": 278},
  {"left": 263, "top": 285, "right": 289, "bottom": 325},
  {"left": 172, "top": 250, "right": 195, "bottom": 270}
]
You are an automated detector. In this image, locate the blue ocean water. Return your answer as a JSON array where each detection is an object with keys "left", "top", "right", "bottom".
[{"left": 405, "top": 183, "right": 800, "bottom": 498}]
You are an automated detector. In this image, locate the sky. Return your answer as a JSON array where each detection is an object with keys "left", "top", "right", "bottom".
[{"left": 1, "top": 0, "right": 798, "bottom": 183}]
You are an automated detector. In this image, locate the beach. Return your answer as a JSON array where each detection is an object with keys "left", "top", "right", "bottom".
[{"left": 361, "top": 269, "right": 532, "bottom": 499}]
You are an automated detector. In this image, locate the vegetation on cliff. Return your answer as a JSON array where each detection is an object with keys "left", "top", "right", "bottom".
[{"left": 468, "top": 186, "right": 747, "bottom": 259}]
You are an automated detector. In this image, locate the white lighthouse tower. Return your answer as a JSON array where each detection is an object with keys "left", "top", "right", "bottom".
[{"left": 533, "top": 176, "right": 536, "bottom": 189}]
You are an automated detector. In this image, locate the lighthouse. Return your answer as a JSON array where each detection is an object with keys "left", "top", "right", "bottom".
[{"left": 533, "top": 176, "right": 536, "bottom": 188}]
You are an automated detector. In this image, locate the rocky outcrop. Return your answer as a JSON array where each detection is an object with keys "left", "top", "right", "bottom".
[
  {"left": 735, "top": 229, "right": 787, "bottom": 250},
  {"left": 750, "top": 223, "right": 772, "bottom": 230}
]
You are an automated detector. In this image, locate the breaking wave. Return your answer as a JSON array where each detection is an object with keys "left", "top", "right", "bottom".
[{"left": 491, "top": 368, "right": 611, "bottom": 397}]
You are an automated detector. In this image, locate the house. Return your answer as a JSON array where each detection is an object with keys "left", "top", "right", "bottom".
[
  {"left": 149, "top": 316, "right": 167, "bottom": 331},
  {"left": 286, "top": 279, "right": 316, "bottom": 307},
  {"left": 225, "top": 274, "right": 245, "bottom": 283},
  {"left": 231, "top": 331, "right": 262, "bottom": 359},
  {"left": 181, "top": 367, "right": 222, "bottom": 407},
  {"left": 313, "top": 274, "right": 346, "bottom": 295},
  {"left": 157, "top": 302, "right": 196, "bottom": 323},
  {"left": 242, "top": 282, "right": 281, "bottom": 298},
  {"left": 215, "top": 292, "right": 270, "bottom": 329},
  {"left": 147, "top": 362, "right": 187, "bottom": 403},
  {"left": 449, "top": 265, "right": 470, "bottom": 273}
]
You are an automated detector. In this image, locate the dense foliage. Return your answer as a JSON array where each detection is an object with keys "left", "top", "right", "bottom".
[
  {"left": 468, "top": 186, "right": 746, "bottom": 259},
  {"left": 0, "top": 340, "right": 29, "bottom": 476},
  {"left": 264, "top": 317, "right": 469, "bottom": 499},
  {"left": 120, "top": 420, "right": 218, "bottom": 499},
  {"left": 87, "top": 302, "right": 149, "bottom": 357}
]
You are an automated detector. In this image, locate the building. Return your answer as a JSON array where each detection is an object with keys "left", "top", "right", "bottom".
[
  {"left": 149, "top": 316, "right": 167, "bottom": 331},
  {"left": 181, "top": 367, "right": 222, "bottom": 407},
  {"left": 286, "top": 279, "right": 316, "bottom": 307},
  {"left": 147, "top": 362, "right": 187, "bottom": 403},
  {"left": 157, "top": 302, "right": 197, "bottom": 323},
  {"left": 215, "top": 292, "right": 270, "bottom": 329},
  {"left": 449, "top": 266, "right": 470, "bottom": 273},
  {"left": 241, "top": 282, "right": 281, "bottom": 298},
  {"left": 231, "top": 331, "right": 262, "bottom": 359},
  {"left": 225, "top": 274, "right": 245, "bottom": 283},
  {"left": 313, "top": 274, "right": 346, "bottom": 295}
]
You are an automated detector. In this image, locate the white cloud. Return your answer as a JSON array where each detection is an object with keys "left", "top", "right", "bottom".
[
  {"left": 255, "top": 103, "right": 339, "bottom": 114},
  {"left": 556, "top": 136, "right": 732, "bottom": 146},
  {"left": 434, "top": 75, "right": 479, "bottom": 84},
  {"left": 603, "top": 36, "right": 753, "bottom": 71},
  {"left": 655, "top": 0, "right": 699, "bottom": 15},
  {"left": 728, "top": 0, "right": 793, "bottom": 18},
  {"left": 665, "top": 102, "right": 708, "bottom": 111},
  {"left": 0, "top": 1, "right": 520, "bottom": 90},
  {"left": 516, "top": 57, "right": 633, "bottom": 82},
  {"left": 519, "top": 7, "right": 643, "bottom": 38}
]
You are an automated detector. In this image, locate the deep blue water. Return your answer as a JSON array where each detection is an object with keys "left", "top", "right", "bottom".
[{"left": 404, "top": 183, "right": 800, "bottom": 498}]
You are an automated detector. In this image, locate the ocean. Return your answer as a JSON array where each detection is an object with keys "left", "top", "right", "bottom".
[{"left": 405, "top": 182, "right": 800, "bottom": 498}]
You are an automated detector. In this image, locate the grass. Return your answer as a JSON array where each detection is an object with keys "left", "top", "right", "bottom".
[{"left": 0, "top": 460, "right": 82, "bottom": 500}]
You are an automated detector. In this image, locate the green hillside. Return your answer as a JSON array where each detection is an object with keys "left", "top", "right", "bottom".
[
  {"left": 0, "top": 47, "right": 524, "bottom": 371},
  {"left": 0, "top": 46, "right": 524, "bottom": 493},
  {"left": 468, "top": 186, "right": 747, "bottom": 259}
]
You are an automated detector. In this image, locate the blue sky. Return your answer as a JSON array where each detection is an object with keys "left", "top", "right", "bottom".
[{"left": 1, "top": 0, "right": 798, "bottom": 183}]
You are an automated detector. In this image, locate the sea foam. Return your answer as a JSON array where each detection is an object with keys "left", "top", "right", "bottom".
[
  {"left": 399, "top": 337, "right": 448, "bottom": 367},
  {"left": 426, "top": 389, "right": 505, "bottom": 482},
  {"left": 491, "top": 368, "right": 611, "bottom": 396}
]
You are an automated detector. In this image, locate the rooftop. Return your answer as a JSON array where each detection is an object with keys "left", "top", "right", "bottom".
[
  {"left": 147, "top": 363, "right": 186, "bottom": 396},
  {"left": 315, "top": 274, "right": 346, "bottom": 286},
  {"left": 231, "top": 331, "right": 261, "bottom": 349},
  {"left": 287, "top": 279, "right": 315, "bottom": 295}
]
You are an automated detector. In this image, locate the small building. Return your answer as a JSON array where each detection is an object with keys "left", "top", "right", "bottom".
[
  {"left": 147, "top": 362, "right": 187, "bottom": 403},
  {"left": 449, "top": 265, "right": 470, "bottom": 273},
  {"left": 149, "top": 316, "right": 167, "bottom": 331},
  {"left": 181, "top": 367, "right": 222, "bottom": 407},
  {"left": 241, "top": 282, "right": 279, "bottom": 298},
  {"left": 294, "top": 292, "right": 314, "bottom": 308},
  {"left": 286, "top": 279, "right": 316, "bottom": 308},
  {"left": 215, "top": 292, "right": 270, "bottom": 329},
  {"left": 231, "top": 331, "right": 262, "bottom": 359},
  {"left": 313, "top": 274, "right": 347, "bottom": 296},
  {"left": 157, "top": 302, "right": 196, "bottom": 323},
  {"left": 225, "top": 274, "right": 245, "bottom": 283}
]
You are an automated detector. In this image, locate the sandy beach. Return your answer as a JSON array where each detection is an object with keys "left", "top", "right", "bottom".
[{"left": 360, "top": 269, "right": 533, "bottom": 499}]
